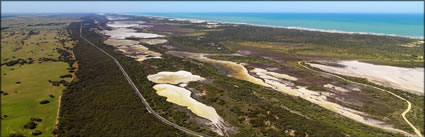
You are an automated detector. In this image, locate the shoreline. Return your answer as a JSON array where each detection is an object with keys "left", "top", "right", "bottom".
[{"left": 116, "top": 13, "right": 423, "bottom": 39}]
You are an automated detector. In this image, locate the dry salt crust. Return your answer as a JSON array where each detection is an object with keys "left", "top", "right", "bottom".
[
  {"left": 103, "top": 39, "right": 162, "bottom": 62},
  {"left": 167, "top": 51, "right": 270, "bottom": 87},
  {"left": 251, "top": 68, "right": 298, "bottom": 81},
  {"left": 214, "top": 60, "right": 270, "bottom": 87},
  {"left": 140, "top": 39, "right": 168, "bottom": 45},
  {"left": 166, "top": 51, "right": 412, "bottom": 136},
  {"left": 132, "top": 25, "right": 153, "bottom": 29},
  {"left": 147, "top": 71, "right": 205, "bottom": 84},
  {"left": 101, "top": 20, "right": 165, "bottom": 62},
  {"left": 153, "top": 84, "right": 228, "bottom": 136},
  {"left": 147, "top": 71, "right": 228, "bottom": 136},
  {"left": 107, "top": 21, "right": 138, "bottom": 28},
  {"left": 323, "top": 84, "right": 350, "bottom": 93},
  {"left": 308, "top": 61, "right": 424, "bottom": 95},
  {"left": 104, "top": 39, "right": 140, "bottom": 47},
  {"left": 106, "top": 21, "right": 151, "bottom": 28},
  {"left": 249, "top": 68, "right": 412, "bottom": 136},
  {"left": 103, "top": 21, "right": 163, "bottom": 39},
  {"left": 102, "top": 28, "right": 164, "bottom": 39},
  {"left": 153, "top": 84, "right": 222, "bottom": 124},
  {"left": 116, "top": 45, "right": 162, "bottom": 62}
]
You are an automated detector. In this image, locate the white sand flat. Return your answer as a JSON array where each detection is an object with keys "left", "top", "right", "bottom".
[
  {"left": 148, "top": 71, "right": 205, "bottom": 85},
  {"left": 308, "top": 61, "right": 424, "bottom": 94}
]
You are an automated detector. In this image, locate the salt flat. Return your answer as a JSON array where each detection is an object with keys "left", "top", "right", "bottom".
[
  {"left": 106, "top": 16, "right": 129, "bottom": 21},
  {"left": 104, "top": 39, "right": 139, "bottom": 46},
  {"left": 106, "top": 21, "right": 149, "bottom": 28},
  {"left": 153, "top": 84, "right": 222, "bottom": 124},
  {"left": 249, "top": 67, "right": 411, "bottom": 136},
  {"left": 147, "top": 71, "right": 205, "bottom": 84},
  {"left": 102, "top": 28, "right": 164, "bottom": 39},
  {"left": 148, "top": 71, "right": 229, "bottom": 136},
  {"left": 167, "top": 51, "right": 271, "bottom": 87},
  {"left": 251, "top": 68, "right": 298, "bottom": 81},
  {"left": 140, "top": 39, "right": 168, "bottom": 45},
  {"left": 166, "top": 51, "right": 412, "bottom": 136},
  {"left": 308, "top": 61, "right": 424, "bottom": 95},
  {"left": 101, "top": 20, "right": 164, "bottom": 62}
]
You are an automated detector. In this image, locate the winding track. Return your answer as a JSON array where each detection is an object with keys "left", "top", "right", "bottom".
[
  {"left": 79, "top": 23, "right": 209, "bottom": 137},
  {"left": 298, "top": 61, "right": 423, "bottom": 137}
]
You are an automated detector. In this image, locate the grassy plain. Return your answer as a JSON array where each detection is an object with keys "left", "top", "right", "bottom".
[
  {"left": 1, "top": 62, "right": 70, "bottom": 136},
  {"left": 1, "top": 15, "right": 79, "bottom": 136}
]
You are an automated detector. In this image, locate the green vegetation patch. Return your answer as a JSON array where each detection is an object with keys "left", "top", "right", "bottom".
[
  {"left": 56, "top": 21, "right": 185, "bottom": 136},
  {"left": 1, "top": 62, "right": 71, "bottom": 136},
  {"left": 224, "top": 41, "right": 424, "bottom": 67},
  {"left": 1, "top": 15, "right": 79, "bottom": 137},
  {"left": 209, "top": 55, "right": 280, "bottom": 67},
  {"left": 89, "top": 15, "right": 405, "bottom": 136}
]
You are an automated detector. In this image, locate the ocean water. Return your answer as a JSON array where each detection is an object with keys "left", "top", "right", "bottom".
[{"left": 127, "top": 12, "right": 424, "bottom": 38}]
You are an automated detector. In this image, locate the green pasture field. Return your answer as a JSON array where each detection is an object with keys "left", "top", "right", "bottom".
[{"left": 1, "top": 15, "right": 79, "bottom": 137}]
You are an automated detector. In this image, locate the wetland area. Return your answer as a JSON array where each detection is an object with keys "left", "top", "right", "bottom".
[
  {"left": 2, "top": 12, "right": 423, "bottom": 137},
  {"left": 82, "top": 14, "right": 424, "bottom": 136}
]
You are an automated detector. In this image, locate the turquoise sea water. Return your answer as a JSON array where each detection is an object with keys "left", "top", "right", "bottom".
[{"left": 127, "top": 12, "right": 424, "bottom": 38}]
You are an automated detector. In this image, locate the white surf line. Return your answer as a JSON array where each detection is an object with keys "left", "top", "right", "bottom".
[
  {"left": 121, "top": 13, "right": 423, "bottom": 39},
  {"left": 298, "top": 61, "right": 423, "bottom": 137}
]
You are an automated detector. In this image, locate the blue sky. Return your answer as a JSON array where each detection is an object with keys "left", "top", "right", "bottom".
[{"left": 2, "top": 2, "right": 424, "bottom": 13}]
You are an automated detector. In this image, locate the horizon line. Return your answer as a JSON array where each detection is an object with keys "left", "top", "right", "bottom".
[{"left": 2, "top": 11, "right": 424, "bottom": 14}]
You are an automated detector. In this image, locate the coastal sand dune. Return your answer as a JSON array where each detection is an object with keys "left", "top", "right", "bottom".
[{"left": 308, "top": 61, "right": 424, "bottom": 95}]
